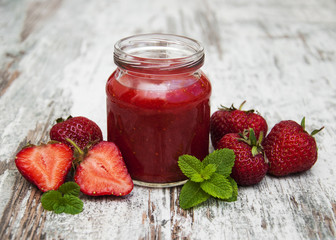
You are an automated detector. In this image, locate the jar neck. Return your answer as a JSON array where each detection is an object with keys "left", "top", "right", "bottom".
[{"left": 114, "top": 34, "right": 204, "bottom": 74}]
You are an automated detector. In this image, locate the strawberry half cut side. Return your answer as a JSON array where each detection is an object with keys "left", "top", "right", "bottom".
[
  {"left": 15, "top": 142, "right": 73, "bottom": 192},
  {"left": 74, "top": 141, "right": 134, "bottom": 196}
]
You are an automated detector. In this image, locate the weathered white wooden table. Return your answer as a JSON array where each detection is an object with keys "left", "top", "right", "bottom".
[{"left": 1, "top": 0, "right": 335, "bottom": 239}]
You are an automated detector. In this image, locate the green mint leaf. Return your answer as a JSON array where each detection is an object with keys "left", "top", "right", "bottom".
[
  {"left": 41, "top": 182, "right": 83, "bottom": 215},
  {"left": 200, "top": 173, "right": 233, "bottom": 199},
  {"left": 178, "top": 155, "right": 203, "bottom": 179},
  {"left": 63, "top": 195, "right": 83, "bottom": 215},
  {"left": 41, "top": 190, "right": 62, "bottom": 211},
  {"left": 58, "top": 181, "right": 80, "bottom": 197},
  {"left": 202, "top": 149, "right": 235, "bottom": 177},
  {"left": 53, "top": 196, "right": 67, "bottom": 214},
  {"left": 200, "top": 163, "right": 217, "bottom": 180},
  {"left": 53, "top": 200, "right": 66, "bottom": 214},
  {"left": 45, "top": 194, "right": 83, "bottom": 215},
  {"left": 190, "top": 173, "right": 204, "bottom": 182},
  {"left": 179, "top": 180, "right": 210, "bottom": 209},
  {"left": 224, "top": 177, "right": 238, "bottom": 202}
]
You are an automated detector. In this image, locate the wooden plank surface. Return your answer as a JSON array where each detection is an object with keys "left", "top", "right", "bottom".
[{"left": 0, "top": 0, "right": 335, "bottom": 239}]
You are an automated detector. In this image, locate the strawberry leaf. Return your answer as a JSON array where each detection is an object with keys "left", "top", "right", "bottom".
[
  {"left": 301, "top": 117, "right": 306, "bottom": 130},
  {"left": 249, "top": 128, "right": 257, "bottom": 146}
]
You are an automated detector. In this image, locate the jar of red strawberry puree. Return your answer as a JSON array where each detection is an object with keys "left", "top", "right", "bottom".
[{"left": 106, "top": 33, "right": 211, "bottom": 187}]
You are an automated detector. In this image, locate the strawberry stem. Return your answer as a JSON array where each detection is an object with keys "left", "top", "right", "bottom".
[
  {"left": 238, "top": 128, "right": 264, "bottom": 157},
  {"left": 238, "top": 100, "right": 246, "bottom": 110},
  {"left": 66, "top": 138, "right": 84, "bottom": 155},
  {"left": 65, "top": 138, "right": 87, "bottom": 170}
]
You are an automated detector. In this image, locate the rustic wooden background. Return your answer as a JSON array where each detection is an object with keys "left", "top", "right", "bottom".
[{"left": 1, "top": 0, "right": 335, "bottom": 239}]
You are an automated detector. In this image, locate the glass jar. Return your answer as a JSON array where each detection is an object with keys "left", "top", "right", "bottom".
[{"left": 106, "top": 33, "right": 211, "bottom": 187}]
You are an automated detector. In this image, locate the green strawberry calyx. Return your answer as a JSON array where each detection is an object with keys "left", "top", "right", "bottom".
[
  {"left": 300, "top": 117, "right": 324, "bottom": 136},
  {"left": 55, "top": 115, "right": 73, "bottom": 124},
  {"left": 219, "top": 100, "right": 254, "bottom": 114},
  {"left": 65, "top": 138, "right": 99, "bottom": 169},
  {"left": 238, "top": 128, "right": 264, "bottom": 157}
]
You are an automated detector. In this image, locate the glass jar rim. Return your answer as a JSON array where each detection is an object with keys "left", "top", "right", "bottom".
[{"left": 114, "top": 33, "right": 204, "bottom": 74}]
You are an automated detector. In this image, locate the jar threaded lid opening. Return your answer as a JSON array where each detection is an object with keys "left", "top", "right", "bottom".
[{"left": 114, "top": 33, "right": 204, "bottom": 73}]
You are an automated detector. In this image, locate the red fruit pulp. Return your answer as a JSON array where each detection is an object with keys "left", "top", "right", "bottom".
[
  {"left": 74, "top": 141, "right": 133, "bottom": 196},
  {"left": 106, "top": 69, "right": 211, "bottom": 183},
  {"left": 15, "top": 143, "right": 73, "bottom": 192}
]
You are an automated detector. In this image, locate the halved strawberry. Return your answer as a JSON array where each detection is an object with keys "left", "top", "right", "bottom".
[
  {"left": 15, "top": 142, "right": 73, "bottom": 192},
  {"left": 73, "top": 141, "right": 133, "bottom": 196}
]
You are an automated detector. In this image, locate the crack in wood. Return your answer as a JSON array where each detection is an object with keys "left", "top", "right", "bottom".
[
  {"left": 0, "top": 51, "right": 25, "bottom": 97},
  {"left": 17, "top": 187, "right": 47, "bottom": 240},
  {"left": 195, "top": 2, "right": 223, "bottom": 60},
  {"left": 0, "top": 175, "right": 31, "bottom": 238},
  {"left": 20, "top": 0, "right": 63, "bottom": 42},
  {"left": 145, "top": 189, "right": 163, "bottom": 240},
  {"left": 0, "top": 110, "right": 56, "bottom": 239}
]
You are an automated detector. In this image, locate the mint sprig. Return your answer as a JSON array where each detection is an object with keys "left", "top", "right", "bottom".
[
  {"left": 178, "top": 149, "right": 237, "bottom": 209},
  {"left": 41, "top": 182, "right": 83, "bottom": 215}
]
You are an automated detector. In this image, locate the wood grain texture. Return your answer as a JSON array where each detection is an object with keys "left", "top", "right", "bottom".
[{"left": 0, "top": 0, "right": 335, "bottom": 239}]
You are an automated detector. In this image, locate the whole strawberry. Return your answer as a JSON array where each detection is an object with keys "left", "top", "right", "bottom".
[
  {"left": 210, "top": 101, "right": 268, "bottom": 148},
  {"left": 263, "top": 118, "right": 323, "bottom": 177},
  {"left": 50, "top": 116, "right": 103, "bottom": 150},
  {"left": 216, "top": 129, "right": 268, "bottom": 186}
]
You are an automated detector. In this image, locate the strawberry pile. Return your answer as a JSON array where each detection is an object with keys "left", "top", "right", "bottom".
[
  {"left": 211, "top": 102, "right": 323, "bottom": 186},
  {"left": 15, "top": 104, "right": 323, "bottom": 212},
  {"left": 15, "top": 116, "right": 134, "bottom": 196}
]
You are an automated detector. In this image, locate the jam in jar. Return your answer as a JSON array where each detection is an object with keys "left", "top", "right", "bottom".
[{"left": 106, "top": 33, "right": 211, "bottom": 187}]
